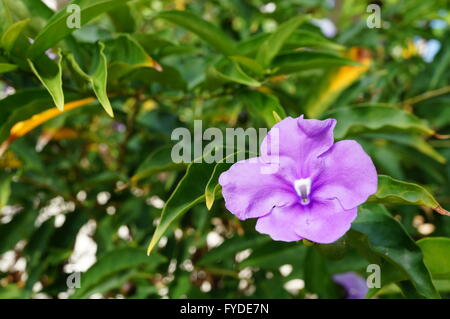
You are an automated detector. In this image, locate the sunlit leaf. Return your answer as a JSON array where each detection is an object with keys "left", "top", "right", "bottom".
[
  {"left": 417, "top": 237, "right": 450, "bottom": 280},
  {"left": 1, "top": 18, "right": 30, "bottom": 53},
  {"left": 28, "top": 51, "right": 64, "bottom": 111},
  {"left": 369, "top": 175, "right": 449, "bottom": 216}
]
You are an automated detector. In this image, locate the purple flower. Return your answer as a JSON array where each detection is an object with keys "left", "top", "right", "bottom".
[
  {"left": 333, "top": 272, "right": 368, "bottom": 299},
  {"left": 218, "top": 116, "right": 377, "bottom": 243}
]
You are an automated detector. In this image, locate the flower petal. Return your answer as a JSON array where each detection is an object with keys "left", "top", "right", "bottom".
[
  {"left": 256, "top": 198, "right": 355, "bottom": 243},
  {"left": 260, "top": 116, "right": 336, "bottom": 177},
  {"left": 314, "top": 140, "right": 378, "bottom": 210},
  {"left": 219, "top": 157, "right": 298, "bottom": 220},
  {"left": 294, "top": 198, "right": 357, "bottom": 243},
  {"left": 333, "top": 272, "right": 368, "bottom": 299},
  {"left": 255, "top": 205, "right": 304, "bottom": 242}
]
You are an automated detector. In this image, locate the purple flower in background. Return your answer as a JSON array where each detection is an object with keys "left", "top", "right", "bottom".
[
  {"left": 219, "top": 116, "right": 377, "bottom": 243},
  {"left": 333, "top": 272, "right": 368, "bottom": 299}
]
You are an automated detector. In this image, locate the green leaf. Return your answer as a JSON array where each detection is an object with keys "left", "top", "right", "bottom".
[
  {"left": 91, "top": 42, "right": 113, "bottom": 117},
  {"left": 286, "top": 30, "right": 344, "bottom": 51},
  {"left": 1, "top": 18, "right": 30, "bottom": 53},
  {"left": 272, "top": 51, "right": 358, "bottom": 75},
  {"left": 361, "top": 132, "right": 446, "bottom": 164},
  {"left": 20, "top": 0, "right": 54, "bottom": 20},
  {"left": 65, "top": 42, "right": 113, "bottom": 116},
  {"left": 147, "top": 162, "right": 216, "bottom": 254},
  {"left": 0, "top": 172, "right": 12, "bottom": 208},
  {"left": 328, "top": 106, "right": 435, "bottom": 139},
  {"left": 28, "top": 51, "right": 64, "bottom": 111},
  {"left": 157, "top": 10, "right": 237, "bottom": 56},
  {"left": 0, "top": 210, "right": 36, "bottom": 255},
  {"left": 229, "top": 56, "right": 265, "bottom": 75},
  {"left": 131, "top": 146, "right": 186, "bottom": 184},
  {"left": 350, "top": 203, "right": 439, "bottom": 299},
  {"left": 256, "top": 16, "right": 308, "bottom": 67},
  {"left": 0, "top": 62, "right": 17, "bottom": 73},
  {"left": 241, "top": 91, "right": 287, "bottom": 127},
  {"left": 0, "top": 284, "right": 25, "bottom": 298},
  {"left": 71, "top": 248, "right": 166, "bottom": 298},
  {"left": 197, "top": 236, "right": 270, "bottom": 266},
  {"left": 27, "top": 0, "right": 131, "bottom": 59},
  {"left": 204, "top": 161, "right": 228, "bottom": 210},
  {"left": 108, "top": 3, "right": 135, "bottom": 33},
  {"left": 369, "top": 175, "right": 443, "bottom": 211},
  {"left": 417, "top": 237, "right": 450, "bottom": 280},
  {"left": 212, "top": 59, "right": 261, "bottom": 87},
  {"left": 103, "top": 34, "right": 161, "bottom": 82},
  {"left": 240, "top": 243, "right": 307, "bottom": 270},
  {"left": 304, "top": 247, "right": 341, "bottom": 298}
]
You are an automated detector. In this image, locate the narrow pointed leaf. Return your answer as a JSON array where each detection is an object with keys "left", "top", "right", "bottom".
[
  {"left": 157, "top": 10, "right": 237, "bottom": 56},
  {"left": 1, "top": 18, "right": 30, "bottom": 53},
  {"left": 256, "top": 16, "right": 308, "bottom": 67},
  {"left": 28, "top": 52, "right": 64, "bottom": 111},
  {"left": 147, "top": 162, "right": 216, "bottom": 254}
]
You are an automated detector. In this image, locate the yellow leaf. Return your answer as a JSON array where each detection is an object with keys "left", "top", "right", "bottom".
[
  {"left": 0, "top": 97, "right": 95, "bottom": 157},
  {"left": 305, "top": 47, "right": 371, "bottom": 118},
  {"left": 10, "top": 97, "right": 95, "bottom": 138}
]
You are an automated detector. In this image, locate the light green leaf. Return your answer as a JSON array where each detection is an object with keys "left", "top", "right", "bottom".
[
  {"left": 368, "top": 175, "right": 447, "bottom": 215},
  {"left": 157, "top": 10, "right": 237, "bottom": 56},
  {"left": 65, "top": 42, "right": 113, "bottom": 116},
  {"left": 147, "top": 162, "right": 216, "bottom": 254},
  {"left": 103, "top": 34, "right": 161, "bottom": 83},
  {"left": 91, "top": 42, "right": 113, "bottom": 117},
  {"left": 1, "top": 18, "right": 30, "bottom": 53},
  {"left": 0, "top": 62, "right": 17, "bottom": 73},
  {"left": 229, "top": 56, "right": 265, "bottom": 75},
  {"left": 204, "top": 162, "right": 227, "bottom": 211},
  {"left": 272, "top": 51, "right": 358, "bottom": 75},
  {"left": 417, "top": 237, "right": 450, "bottom": 280},
  {"left": 0, "top": 172, "right": 12, "bottom": 208},
  {"left": 212, "top": 60, "right": 261, "bottom": 87},
  {"left": 256, "top": 15, "right": 308, "bottom": 67},
  {"left": 28, "top": 51, "right": 64, "bottom": 111}
]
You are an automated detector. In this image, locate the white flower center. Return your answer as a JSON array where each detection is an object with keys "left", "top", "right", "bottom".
[{"left": 294, "top": 178, "right": 311, "bottom": 205}]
